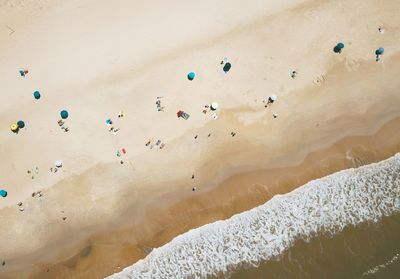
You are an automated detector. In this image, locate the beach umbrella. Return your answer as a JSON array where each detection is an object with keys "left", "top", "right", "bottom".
[
  {"left": 60, "top": 110, "right": 69, "bottom": 119},
  {"left": 17, "top": 120, "right": 25, "bottom": 129},
  {"left": 122, "top": 148, "right": 126, "bottom": 154},
  {"left": 33, "top": 91, "right": 41, "bottom": 100},
  {"left": 210, "top": 102, "right": 219, "bottom": 111},
  {"left": 223, "top": 62, "right": 232, "bottom": 73},
  {"left": 10, "top": 123, "right": 19, "bottom": 133},
  {"left": 375, "top": 47, "right": 384, "bottom": 55},
  {"left": 333, "top": 42, "right": 344, "bottom": 53},
  {"left": 269, "top": 95, "right": 278, "bottom": 102},
  {"left": 187, "top": 72, "right": 196, "bottom": 81},
  {"left": 55, "top": 160, "right": 62, "bottom": 168},
  {"left": 0, "top": 190, "right": 7, "bottom": 198}
]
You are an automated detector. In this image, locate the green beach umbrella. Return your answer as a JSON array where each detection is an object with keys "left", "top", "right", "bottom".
[
  {"left": 223, "top": 62, "right": 232, "bottom": 73},
  {"left": 60, "top": 110, "right": 69, "bottom": 119},
  {"left": 17, "top": 120, "right": 25, "bottom": 129},
  {"left": 33, "top": 91, "right": 41, "bottom": 100}
]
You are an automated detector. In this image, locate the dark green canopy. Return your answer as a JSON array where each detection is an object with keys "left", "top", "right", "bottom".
[
  {"left": 223, "top": 62, "right": 232, "bottom": 73},
  {"left": 17, "top": 120, "right": 25, "bottom": 129}
]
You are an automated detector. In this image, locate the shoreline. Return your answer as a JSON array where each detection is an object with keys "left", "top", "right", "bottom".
[{"left": 4, "top": 115, "right": 400, "bottom": 279}]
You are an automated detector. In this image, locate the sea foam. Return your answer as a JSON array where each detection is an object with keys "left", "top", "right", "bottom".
[{"left": 107, "top": 153, "right": 400, "bottom": 279}]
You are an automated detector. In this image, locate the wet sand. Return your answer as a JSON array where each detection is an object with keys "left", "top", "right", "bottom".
[{"left": 4, "top": 116, "right": 399, "bottom": 279}]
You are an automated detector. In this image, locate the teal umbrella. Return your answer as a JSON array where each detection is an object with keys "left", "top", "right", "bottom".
[
  {"left": 187, "top": 72, "right": 196, "bottom": 81},
  {"left": 60, "top": 110, "right": 69, "bottom": 119},
  {"left": 333, "top": 42, "right": 345, "bottom": 53},
  {"left": 375, "top": 47, "right": 384, "bottom": 55},
  {"left": 17, "top": 120, "right": 25, "bottom": 129},
  {"left": 33, "top": 91, "right": 41, "bottom": 100},
  {"left": 0, "top": 190, "right": 7, "bottom": 197}
]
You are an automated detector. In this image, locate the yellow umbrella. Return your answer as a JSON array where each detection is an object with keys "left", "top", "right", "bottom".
[{"left": 11, "top": 123, "right": 19, "bottom": 132}]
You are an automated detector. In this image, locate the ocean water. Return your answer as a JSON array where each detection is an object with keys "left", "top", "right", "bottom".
[{"left": 107, "top": 153, "right": 400, "bottom": 279}]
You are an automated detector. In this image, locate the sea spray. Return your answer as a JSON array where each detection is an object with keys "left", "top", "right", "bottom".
[{"left": 107, "top": 154, "right": 400, "bottom": 279}]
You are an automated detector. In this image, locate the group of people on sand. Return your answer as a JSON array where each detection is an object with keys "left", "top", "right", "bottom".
[{"left": 145, "top": 138, "right": 165, "bottom": 150}]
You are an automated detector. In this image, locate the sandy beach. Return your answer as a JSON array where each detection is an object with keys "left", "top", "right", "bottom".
[{"left": 0, "top": 0, "right": 400, "bottom": 278}]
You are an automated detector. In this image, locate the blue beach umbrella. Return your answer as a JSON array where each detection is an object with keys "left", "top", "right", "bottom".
[
  {"left": 60, "top": 110, "right": 69, "bottom": 119},
  {"left": 0, "top": 190, "right": 7, "bottom": 197},
  {"left": 375, "top": 47, "right": 384, "bottom": 55},
  {"left": 17, "top": 120, "right": 25, "bottom": 129},
  {"left": 187, "top": 72, "right": 196, "bottom": 81},
  {"left": 33, "top": 91, "right": 41, "bottom": 100},
  {"left": 337, "top": 42, "right": 345, "bottom": 49}
]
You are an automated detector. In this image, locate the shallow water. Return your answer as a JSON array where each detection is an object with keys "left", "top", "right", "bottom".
[
  {"left": 108, "top": 153, "right": 400, "bottom": 279},
  {"left": 228, "top": 214, "right": 400, "bottom": 279}
]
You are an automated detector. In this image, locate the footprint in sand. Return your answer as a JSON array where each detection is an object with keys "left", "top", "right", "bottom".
[{"left": 313, "top": 74, "right": 327, "bottom": 85}]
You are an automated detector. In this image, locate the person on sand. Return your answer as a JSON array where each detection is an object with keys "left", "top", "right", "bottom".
[
  {"left": 192, "top": 186, "right": 197, "bottom": 191},
  {"left": 192, "top": 174, "right": 195, "bottom": 179},
  {"left": 194, "top": 135, "right": 198, "bottom": 139}
]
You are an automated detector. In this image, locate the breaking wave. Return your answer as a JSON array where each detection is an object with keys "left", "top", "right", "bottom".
[{"left": 107, "top": 153, "right": 400, "bottom": 279}]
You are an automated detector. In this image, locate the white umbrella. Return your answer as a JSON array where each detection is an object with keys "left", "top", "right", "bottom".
[
  {"left": 55, "top": 160, "right": 63, "bottom": 168},
  {"left": 269, "top": 95, "right": 277, "bottom": 102},
  {"left": 210, "top": 102, "right": 219, "bottom": 110}
]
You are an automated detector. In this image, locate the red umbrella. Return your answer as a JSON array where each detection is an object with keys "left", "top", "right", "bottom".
[{"left": 122, "top": 148, "right": 126, "bottom": 154}]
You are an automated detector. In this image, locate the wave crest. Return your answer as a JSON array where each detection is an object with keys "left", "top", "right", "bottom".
[{"left": 108, "top": 154, "right": 400, "bottom": 279}]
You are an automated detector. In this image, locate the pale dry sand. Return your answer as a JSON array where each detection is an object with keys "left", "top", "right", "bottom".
[{"left": 0, "top": 0, "right": 400, "bottom": 278}]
